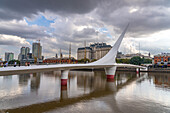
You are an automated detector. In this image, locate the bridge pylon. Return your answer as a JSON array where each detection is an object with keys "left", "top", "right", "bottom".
[
  {"left": 61, "top": 70, "right": 69, "bottom": 86},
  {"left": 105, "top": 66, "right": 117, "bottom": 82}
]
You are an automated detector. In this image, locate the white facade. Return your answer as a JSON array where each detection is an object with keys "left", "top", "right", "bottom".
[{"left": 77, "top": 43, "right": 112, "bottom": 60}]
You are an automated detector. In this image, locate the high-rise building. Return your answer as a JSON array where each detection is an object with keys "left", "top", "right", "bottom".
[
  {"left": 18, "top": 47, "right": 30, "bottom": 60},
  {"left": 25, "top": 47, "right": 30, "bottom": 57},
  {"left": 32, "top": 42, "right": 42, "bottom": 60},
  {"left": 21, "top": 47, "right": 26, "bottom": 55},
  {"left": 5, "top": 52, "right": 14, "bottom": 62}
]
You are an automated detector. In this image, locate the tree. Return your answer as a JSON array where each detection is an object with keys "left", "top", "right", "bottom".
[
  {"left": 116, "top": 58, "right": 130, "bottom": 64},
  {"left": 8, "top": 60, "right": 20, "bottom": 64},
  {"left": 78, "top": 58, "right": 90, "bottom": 63},
  {"left": 91, "top": 59, "right": 97, "bottom": 62},
  {"left": 143, "top": 59, "right": 152, "bottom": 64},
  {"left": 130, "top": 56, "right": 143, "bottom": 65}
]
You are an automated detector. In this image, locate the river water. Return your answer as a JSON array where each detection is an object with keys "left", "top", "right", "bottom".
[{"left": 0, "top": 70, "right": 170, "bottom": 113}]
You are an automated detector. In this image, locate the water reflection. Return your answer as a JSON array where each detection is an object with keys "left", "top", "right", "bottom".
[
  {"left": 0, "top": 71, "right": 169, "bottom": 113},
  {"left": 152, "top": 73, "right": 170, "bottom": 89},
  {"left": 116, "top": 72, "right": 170, "bottom": 113},
  {"left": 31, "top": 73, "right": 41, "bottom": 92},
  {"left": 18, "top": 74, "right": 30, "bottom": 86}
]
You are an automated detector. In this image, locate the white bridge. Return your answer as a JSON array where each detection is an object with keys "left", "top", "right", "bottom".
[{"left": 0, "top": 24, "right": 145, "bottom": 85}]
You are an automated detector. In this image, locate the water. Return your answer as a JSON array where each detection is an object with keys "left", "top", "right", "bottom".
[{"left": 0, "top": 70, "right": 170, "bottom": 113}]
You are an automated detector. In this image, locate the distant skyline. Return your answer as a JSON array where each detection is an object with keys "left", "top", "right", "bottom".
[{"left": 0, "top": 0, "right": 170, "bottom": 60}]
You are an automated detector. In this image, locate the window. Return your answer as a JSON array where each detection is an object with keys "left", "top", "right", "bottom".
[{"left": 168, "top": 57, "right": 170, "bottom": 61}]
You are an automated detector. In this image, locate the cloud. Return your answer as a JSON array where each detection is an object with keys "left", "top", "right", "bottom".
[
  {"left": 0, "top": 34, "right": 31, "bottom": 60},
  {"left": 0, "top": 0, "right": 102, "bottom": 20},
  {"left": 0, "top": 19, "right": 50, "bottom": 39},
  {"left": 0, "top": 34, "right": 30, "bottom": 46},
  {"left": 96, "top": 4, "right": 170, "bottom": 36}
]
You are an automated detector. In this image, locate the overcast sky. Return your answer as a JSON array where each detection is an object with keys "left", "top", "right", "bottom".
[{"left": 0, "top": 0, "right": 170, "bottom": 60}]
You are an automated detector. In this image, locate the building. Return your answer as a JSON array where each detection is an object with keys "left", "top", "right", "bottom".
[
  {"left": 154, "top": 53, "right": 170, "bottom": 66},
  {"left": 77, "top": 42, "right": 112, "bottom": 60},
  {"left": 0, "top": 58, "right": 3, "bottom": 64},
  {"left": 18, "top": 47, "right": 30, "bottom": 60},
  {"left": 32, "top": 42, "right": 42, "bottom": 60},
  {"left": 117, "top": 53, "right": 152, "bottom": 60},
  {"left": 5, "top": 52, "right": 14, "bottom": 62},
  {"left": 43, "top": 57, "right": 78, "bottom": 64},
  {"left": 25, "top": 47, "right": 30, "bottom": 57},
  {"left": 18, "top": 47, "right": 35, "bottom": 64}
]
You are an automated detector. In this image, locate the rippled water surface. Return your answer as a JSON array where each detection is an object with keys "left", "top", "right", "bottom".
[{"left": 0, "top": 70, "right": 170, "bottom": 113}]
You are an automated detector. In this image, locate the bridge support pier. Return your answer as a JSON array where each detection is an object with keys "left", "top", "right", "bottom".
[
  {"left": 136, "top": 68, "right": 140, "bottom": 74},
  {"left": 61, "top": 70, "right": 69, "bottom": 86},
  {"left": 105, "top": 66, "right": 117, "bottom": 82}
]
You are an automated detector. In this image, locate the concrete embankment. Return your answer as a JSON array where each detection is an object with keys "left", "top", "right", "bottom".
[
  {"left": 147, "top": 68, "right": 170, "bottom": 73},
  {"left": 117, "top": 67, "right": 170, "bottom": 73}
]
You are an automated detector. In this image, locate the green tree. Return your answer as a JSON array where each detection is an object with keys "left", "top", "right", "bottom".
[
  {"left": 91, "top": 59, "right": 97, "bottom": 62},
  {"left": 78, "top": 58, "right": 90, "bottom": 63},
  {"left": 130, "top": 56, "right": 143, "bottom": 65},
  {"left": 143, "top": 59, "right": 152, "bottom": 64},
  {"left": 8, "top": 60, "right": 20, "bottom": 64},
  {"left": 116, "top": 58, "right": 130, "bottom": 64},
  {"left": 122, "top": 59, "right": 130, "bottom": 64}
]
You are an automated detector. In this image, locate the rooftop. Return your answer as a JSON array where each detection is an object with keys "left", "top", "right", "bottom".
[
  {"left": 78, "top": 42, "right": 111, "bottom": 50},
  {"left": 78, "top": 47, "right": 92, "bottom": 50}
]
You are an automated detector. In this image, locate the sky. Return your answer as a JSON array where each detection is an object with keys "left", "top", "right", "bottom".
[{"left": 0, "top": 0, "right": 170, "bottom": 60}]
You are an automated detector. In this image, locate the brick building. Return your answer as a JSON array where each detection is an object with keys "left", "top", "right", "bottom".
[
  {"left": 43, "top": 57, "right": 78, "bottom": 64},
  {"left": 154, "top": 53, "right": 170, "bottom": 66}
]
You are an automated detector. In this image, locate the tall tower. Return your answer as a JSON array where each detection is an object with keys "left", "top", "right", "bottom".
[
  {"left": 32, "top": 41, "right": 42, "bottom": 60},
  {"left": 60, "top": 48, "right": 62, "bottom": 64},
  {"left": 69, "top": 43, "right": 71, "bottom": 63},
  {"left": 5, "top": 52, "right": 14, "bottom": 62},
  {"left": 148, "top": 52, "right": 151, "bottom": 57},
  {"left": 25, "top": 47, "right": 30, "bottom": 58}
]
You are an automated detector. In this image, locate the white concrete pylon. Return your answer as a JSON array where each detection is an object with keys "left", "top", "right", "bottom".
[
  {"left": 105, "top": 66, "right": 117, "bottom": 82},
  {"left": 61, "top": 70, "right": 69, "bottom": 86},
  {"left": 136, "top": 68, "right": 140, "bottom": 74},
  {"left": 91, "top": 23, "right": 129, "bottom": 65}
]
